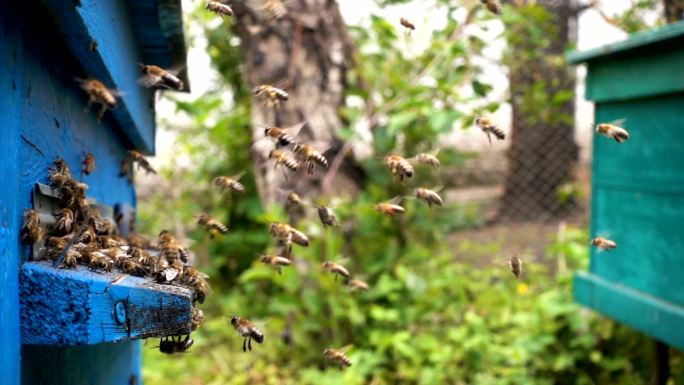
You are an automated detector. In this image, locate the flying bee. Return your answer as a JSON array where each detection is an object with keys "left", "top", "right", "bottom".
[
  {"left": 475, "top": 116, "right": 505, "bottom": 144},
  {"left": 261, "top": 121, "right": 305, "bottom": 147},
  {"left": 120, "top": 150, "right": 156, "bottom": 182},
  {"left": 269, "top": 222, "right": 309, "bottom": 246},
  {"left": 191, "top": 308, "right": 205, "bottom": 331},
  {"left": 285, "top": 192, "right": 303, "bottom": 211},
  {"left": 268, "top": 149, "right": 300, "bottom": 175},
  {"left": 251, "top": 85, "right": 288, "bottom": 110},
  {"left": 400, "top": 18, "right": 416, "bottom": 31},
  {"left": 322, "top": 261, "right": 350, "bottom": 281},
  {"left": 76, "top": 78, "right": 118, "bottom": 120},
  {"left": 591, "top": 236, "right": 617, "bottom": 251},
  {"left": 480, "top": 0, "right": 502, "bottom": 15},
  {"left": 196, "top": 213, "right": 229, "bottom": 237},
  {"left": 21, "top": 209, "right": 43, "bottom": 244},
  {"left": 414, "top": 152, "right": 441, "bottom": 168},
  {"left": 230, "top": 315, "right": 264, "bottom": 352},
  {"left": 596, "top": 122, "right": 629, "bottom": 143},
  {"left": 205, "top": 1, "right": 233, "bottom": 17},
  {"left": 264, "top": 0, "right": 288, "bottom": 19},
  {"left": 375, "top": 198, "right": 405, "bottom": 217},
  {"left": 509, "top": 255, "right": 523, "bottom": 279},
  {"left": 213, "top": 172, "right": 246, "bottom": 194},
  {"left": 316, "top": 205, "right": 339, "bottom": 228},
  {"left": 414, "top": 187, "right": 444, "bottom": 207},
  {"left": 292, "top": 142, "right": 329, "bottom": 176},
  {"left": 54, "top": 208, "right": 75, "bottom": 234},
  {"left": 137, "top": 62, "right": 184, "bottom": 91},
  {"left": 323, "top": 347, "right": 352, "bottom": 369},
  {"left": 384, "top": 154, "right": 414, "bottom": 182},
  {"left": 348, "top": 278, "right": 370, "bottom": 291},
  {"left": 82, "top": 153, "right": 96, "bottom": 175},
  {"left": 259, "top": 254, "right": 291, "bottom": 274}
]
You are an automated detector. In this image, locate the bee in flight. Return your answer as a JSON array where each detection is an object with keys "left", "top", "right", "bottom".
[
  {"left": 252, "top": 85, "right": 288, "bottom": 110},
  {"left": 261, "top": 121, "right": 305, "bottom": 147},
  {"left": 415, "top": 151, "right": 440, "bottom": 169},
  {"left": 348, "top": 278, "right": 369, "bottom": 291},
  {"left": 285, "top": 192, "right": 303, "bottom": 212},
  {"left": 82, "top": 153, "right": 96, "bottom": 175},
  {"left": 323, "top": 346, "right": 352, "bottom": 369},
  {"left": 269, "top": 222, "right": 309, "bottom": 258},
  {"left": 322, "top": 261, "right": 350, "bottom": 281},
  {"left": 268, "top": 149, "right": 300, "bottom": 175},
  {"left": 230, "top": 315, "right": 264, "bottom": 352},
  {"left": 293, "top": 142, "right": 329, "bottom": 176},
  {"left": 480, "top": 0, "right": 502, "bottom": 15},
  {"left": 264, "top": 0, "right": 288, "bottom": 19},
  {"left": 591, "top": 237, "right": 617, "bottom": 250},
  {"left": 384, "top": 154, "right": 414, "bottom": 182},
  {"left": 509, "top": 255, "right": 523, "bottom": 279},
  {"left": 120, "top": 150, "right": 156, "bottom": 182},
  {"left": 213, "top": 172, "right": 246, "bottom": 194},
  {"left": 196, "top": 214, "right": 229, "bottom": 237},
  {"left": 375, "top": 198, "right": 405, "bottom": 217},
  {"left": 475, "top": 116, "right": 505, "bottom": 144},
  {"left": 205, "top": 1, "right": 233, "bottom": 18},
  {"left": 414, "top": 187, "right": 444, "bottom": 207},
  {"left": 596, "top": 122, "right": 629, "bottom": 143},
  {"left": 400, "top": 18, "right": 416, "bottom": 31},
  {"left": 137, "top": 62, "right": 184, "bottom": 91},
  {"left": 76, "top": 78, "right": 118, "bottom": 120},
  {"left": 259, "top": 254, "right": 291, "bottom": 274},
  {"left": 21, "top": 209, "right": 43, "bottom": 244}
]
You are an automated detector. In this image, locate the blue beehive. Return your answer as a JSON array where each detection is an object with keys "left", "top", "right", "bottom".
[{"left": 0, "top": 0, "right": 188, "bottom": 383}]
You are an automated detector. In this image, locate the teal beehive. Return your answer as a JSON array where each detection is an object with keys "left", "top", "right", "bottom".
[{"left": 568, "top": 22, "right": 684, "bottom": 350}]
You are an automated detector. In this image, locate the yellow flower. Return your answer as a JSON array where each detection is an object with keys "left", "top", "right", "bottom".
[{"left": 516, "top": 283, "right": 529, "bottom": 295}]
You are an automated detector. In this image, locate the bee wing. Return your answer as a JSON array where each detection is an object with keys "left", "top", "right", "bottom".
[
  {"left": 284, "top": 121, "right": 306, "bottom": 137},
  {"left": 251, "top": 138, "right": 274, "bottom": 156},
  {"left": 610, "top": 118, "right": 627, "bottom": 128},
  {"left": 231, "top": 171, "right": 246, "bottom": 181},
  {"left": 337, "top": 344, "right": 354, "bottom": 353},
  {"left": 386, "top": 196, "right": 403, "bottom": 205},
  {"left": 306, "top": 141, "right": 332, "bottom": 154},
  {"left": 138, "top": 74, "right": 163, "bottom": 88}
]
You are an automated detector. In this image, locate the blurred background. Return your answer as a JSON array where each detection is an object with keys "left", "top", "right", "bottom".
[{"left": 139, "top": 0, "right": 684, "bottom": 384}]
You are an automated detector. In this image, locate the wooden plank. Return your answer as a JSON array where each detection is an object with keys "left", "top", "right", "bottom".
[
  {"left": 42, "top": 0, "right": 157, "bottom": 153},
  {"left": 21, "top": 262, "right": 194, "bottom": 345},
  {"left": 22, "top": 342, "right": 142, "bottom": 385},
  {"left": 574, "top": 272, "right": 684, "bottom": 351},
  {"left": 0, "top": 1, "right": 24, "bottom": 382}
]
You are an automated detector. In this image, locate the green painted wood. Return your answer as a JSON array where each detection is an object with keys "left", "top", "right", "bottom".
[
  {"left": 567, "top": 21, "right": 684, "bottom": 64},
  {"left": 574, "top": 272, "right": 684, "bottom": 351}
]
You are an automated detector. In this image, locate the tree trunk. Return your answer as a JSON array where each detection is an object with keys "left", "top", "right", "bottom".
[
  {"left": 230, "top": 0, "right": 363, "bottom": 206},
  {"left": 499, "top": 0, "right": 580, "bottom": 221},
  {"left": 663, "top": 0, "right": 684, "bottom": 22}
]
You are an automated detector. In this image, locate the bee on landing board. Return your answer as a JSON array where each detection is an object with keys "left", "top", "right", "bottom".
[
  {"left": 323, "top": 346, "right": 352, "bottom": 369},
  {"left": 76, "top": 78, "right": 118, "bottom": 121},
  {"left": 251, "top": 85, "right": 288, "bottom": 110},
  {"left": 21, "top": 209, "right": 43, "bottom": 244},
  {"left": 480, "top": 0, "right": 502, "bottom": 15},
  {"left": 205, "top": 1, "right": 233, "bottom": 18},
  {"left": 137, "top": 62, "right": 184, "bottom": 91},
  {"left": 230, "top": 315, "right": 264, "bottom": 352},
  {"left": 509, "top": 255, "right": 523, "bottom": 279},
  {"left": 322, "top": 261, "right": 350, "bottom": 281},
  {"left": 400, "top": 18, "right": 416, "bottom": 31},
  {"left": 54, "top": 208, "right": 75, "bottom": 235},
  {"left": 82, "top": 153, "right": 96, "bottom": 175},
  {"left": 383, "top": 154, "right": 414, "bottom": 182},
  {"left": 292, "top": 142, "right": 329, "bottom": 176},
  {"left": 591, "top": 237, "right": 617, "bottom": 251},
  {"left": 596, "top": 122, "right": 629, "bottom": 143},
  {"left": 259, "top": 254, "right": 291, "bottom": 274},
  {"left": 475, "top": 116, "right": 505, "bottom": 144}
]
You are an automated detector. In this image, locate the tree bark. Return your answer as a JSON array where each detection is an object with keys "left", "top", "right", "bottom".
[
  {"left": 230, "top": 0, "right": 363, "bottom": 206},
  {"left": 499, "top": 0, "right": 580, "bottom": 221}
]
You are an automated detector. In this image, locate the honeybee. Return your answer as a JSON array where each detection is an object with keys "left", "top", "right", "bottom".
[
  {"left": 322, "top": 261, "right": 350, "bottom": 281},
  {"left": 196, "top": 214, "right": 229, "bottom": 237},
  {"left": 384, "top": 154, "right": 414, "bottom": 182},
  {"left": 54, "top": 208, "right": 75, "bottom": 234},
  {"left": 415, "top": 152, "right": 440, "bottom": 168},
  {"left": 480, "top": 0, "right": 502, "bottom": 15},
  {"left": 137, "top": 62, "right": 184, "bottom": 91},
  {"left": 285, "top": 192, "right": 303, "bottom": 211},
  {"left": 400, "top": 18, "right": 416, "bottom": 30},
  {"left": 205, "top": 1, "right": 233, "bottom": 17},
  {"left": 316, "top": 205, "right": 339, "bottom": 227},
  {"left": 191, "top": 308, "right": 205, "bottom": 331},
  {"left": 183, "top": 266, "right": 210, "bottom": 304},
  {"left": 128, "top": 233, "right": 152, "bottom": 249},
  {"left": 475, "top": 116, "right": 505, "bottom": 144},
  {"left": 82, "top": 153, "right": 96, "bottom": 175},
  {"left": 77, "top": 78, "right": 118, "bottom": 120},
  {"left": 155, "top": 266, "right": 180, "bottom": 284},
  {"left": 375, "top": 199, "right": 405, "bottom": 217},
  {"left": 89, "top": 253, "right": 113, "bottom": 272},
  {"left": 323, "top": 347, "right": 352, "bottom": 369},
  {"left": 120, "top": 150, "right": 156, "bottom": 182},
  {"left": 269, "top": 149, "right": 300, "bottom": 173},
  {"left": 252, "top": 85, "right": 288, "bottom": 110},
  {"left": 262, "top": 121, "right": 305, "bottom": 147},
  {"left": 269, "top": 222, "right": 309, "bottom": 247},
  {"left": 21, "top": 209, "right": 43, "bottom": 244},
  {"left": 596, "top": 123, "right": 629, "bottom": 143},
  {"left": 509, "top": 255, "right": 523, "bottom": 279},
  {"left": 414, "top": 187, "right": 444, "bottom": 207},
  {"left": 159, "top": 335, "right": 194, "bottom": 354},
  {"left": 213, "top": 172, "right": 246, "bottom": 194},
  {"left": 293, "top": 142, "right": 329, "bottom": 176},
  {"left": 43, "top": 235, "right": 72, "bottom": 261},
  {"left": 348, "top": 278, "right": 369, "bottom": 291},
  {"left": 157, "top": 230, "right": 188, "bottom": 263},
  {"left": 264, "top": 0, "right": 288, "bottom": 19},
  {"left": 591, "top": 237, "right": 617, "bottom": 251},
  {"left": 259, "top": 254, "right": 291, "bottom": 274},
  {"left": 230, "top": 315, "right": 264, "bottom": 352},
  {"left": 59, "top": 250, "right": 81, "bottom": 269},
  {"left": 119, "top": 258, "right": 147, "bottom": 277}
]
